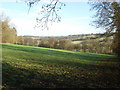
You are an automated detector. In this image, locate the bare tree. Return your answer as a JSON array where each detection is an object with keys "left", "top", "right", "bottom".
[
  {"left": 47, "top": 37, "right": 57, "bottom": 48},
  {"left": 90, "top": 1, "right": 120, "bottom": 57},
  {"left": 23, "top": 0, "right": 65, "bottom": 30}
]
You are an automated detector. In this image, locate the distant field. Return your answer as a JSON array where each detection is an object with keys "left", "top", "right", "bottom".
[{"left": 1, "top": 44, "right": 120, "bottom": 88}]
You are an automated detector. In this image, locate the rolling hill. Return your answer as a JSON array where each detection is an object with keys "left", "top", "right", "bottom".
[{"left": 2, "top": 44, "right": 119, "bottom": 88}]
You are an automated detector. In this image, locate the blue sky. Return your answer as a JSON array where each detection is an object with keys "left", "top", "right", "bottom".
[{"left": 0, "top": 0, "right": 105, "bottom": 36}]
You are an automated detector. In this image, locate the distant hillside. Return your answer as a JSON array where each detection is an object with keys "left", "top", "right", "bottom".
[
  {"left": 22, "top": 33, "right": 115, "bottom": 44},
  {"left": 23, "top": 33, "right": 114, "bottom": 41},
  {"left": 70, "top": 33, "right": 115, "bottom": 44}
]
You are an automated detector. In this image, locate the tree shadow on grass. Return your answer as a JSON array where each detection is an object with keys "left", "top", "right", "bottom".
[
  {"left": 2, "top": 60, "right": 120, "bottom": 89},
  {"left": 41, "top": 57, "right": 120, "bottom": 71},
  {"left": 2, "top": 62, "right": 53, "bottom": 89},
  {"left": 2, "top": 62, "right": 90, "bottom": 89}
]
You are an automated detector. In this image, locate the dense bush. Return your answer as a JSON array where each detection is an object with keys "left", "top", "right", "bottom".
[{"left": 16, "top": 36, "right": 113, "bottom": 55}]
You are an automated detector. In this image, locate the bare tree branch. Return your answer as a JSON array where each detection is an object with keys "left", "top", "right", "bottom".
[{"left": 23, "top": 0, "right": 65, "bottom": 30}]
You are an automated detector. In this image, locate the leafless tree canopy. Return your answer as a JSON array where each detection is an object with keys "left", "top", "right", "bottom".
[
  {"left": 23, "top": 0, "right": 65, "bottom": 30},
  {"left": 89, "top": 2, "right": 120, "bottom": 33},
  {"left": 90, "top": 2, "right": 120, "bottom": 57}
]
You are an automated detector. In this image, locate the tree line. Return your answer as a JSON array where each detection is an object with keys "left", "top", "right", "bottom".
[{"left": 15, "top": 36, "right": 114, "bottom": 55}]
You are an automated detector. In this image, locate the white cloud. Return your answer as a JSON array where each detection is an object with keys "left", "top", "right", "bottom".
[
  {"left": 33, "top": 21, "right": 103, "bottom": 36},
  {"left": 11, "top": 18, "right": 36, "bottom": 35},
  {"left": 10, "top": 16, "right": 104, "bottom": 36}
]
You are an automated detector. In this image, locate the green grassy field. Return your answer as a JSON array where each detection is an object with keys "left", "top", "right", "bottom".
[{"left": 1, "top": 44, "right": 120, "bottom": 88}]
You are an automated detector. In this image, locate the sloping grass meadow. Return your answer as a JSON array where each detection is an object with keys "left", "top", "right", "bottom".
[{"left": 1, "top": 44, "right": 120, "bottom": 88}]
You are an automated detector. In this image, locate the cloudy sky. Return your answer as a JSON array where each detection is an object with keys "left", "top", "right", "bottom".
[{"left": 0, "top": 0, "right": 105, "bottom": 36}]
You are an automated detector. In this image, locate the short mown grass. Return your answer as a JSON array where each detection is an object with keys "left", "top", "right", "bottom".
[{"left": 1, "top": 44, "right": 120, "bottom": 88}]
